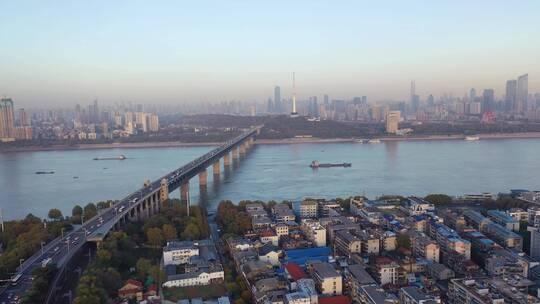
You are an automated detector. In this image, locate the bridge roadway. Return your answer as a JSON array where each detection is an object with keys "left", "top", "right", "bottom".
[{"left": 0, "top": 127, "right": 259, "bottom": 304}]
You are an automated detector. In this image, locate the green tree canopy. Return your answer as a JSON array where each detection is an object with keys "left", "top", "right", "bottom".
[
  {"left": 146, "top": 227, "right": 164, "bottom": 248},
  {"left": 48, "top": 208, "right": 63, "bottom": 221},
  {"left": 424, "top": 194, "right": 453, "bottom": 205},
  {"left": 72, "top": 205, "right": 83, "bottom": 216},
  {"left": 162, "top": 224, "right": 177, "bottom": 241}
]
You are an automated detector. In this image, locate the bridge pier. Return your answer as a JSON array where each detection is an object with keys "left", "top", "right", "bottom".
[
  {"left": 233, "top": 147, "right": 240, "bottom": 159},
  {"left": 160, "top": 178, "right": 169, "bottom": 203},
  {"left": 239, "top": 144, "right": 246, "bottom": 155},
  {"left": 223, "top": 153, "right": 231, "bottom": 166},
  {"left": 199, "top": 170, "right": 208, "bottom": 187},
  {"left": 180, "top": 181, "right": 189, "bottom": 202},
  {"left": 213, "top": 161, "right": 221, "bottom": 175}
]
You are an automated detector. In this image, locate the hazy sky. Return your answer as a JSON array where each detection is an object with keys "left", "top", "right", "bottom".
[{"left": 1, "top": 1, "right": 539, "bottom": 107}]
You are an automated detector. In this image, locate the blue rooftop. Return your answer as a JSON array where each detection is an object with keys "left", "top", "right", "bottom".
[{"left": 285, "top": 247, "right": 331, "bottom": 259}]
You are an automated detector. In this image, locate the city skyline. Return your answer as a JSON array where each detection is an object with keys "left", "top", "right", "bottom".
[{"left": 1, "top": 1, "right": 540, "bottom": 106}]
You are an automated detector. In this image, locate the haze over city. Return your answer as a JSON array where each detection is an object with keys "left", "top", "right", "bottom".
[{"left": 1, "top": 1, "right": 540, "bottom": 106}]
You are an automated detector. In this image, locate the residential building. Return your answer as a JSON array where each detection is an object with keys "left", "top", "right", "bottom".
[
  {"left": 399, "top": 286, "right": 440, "bottom": 304},
  {"left": 163, "top": 265, "right": 225, "bottom": 288},
  {"left": 309, "top": 262, "right": 342, "bottom": 296},
  {"left": 300, "top": 200, "right": 318, "bottom": 218},
  {"left": 410, "top": 232, "right": 440, "bottom": 263},
  {"left": 386, "top": 111, "right": 400, "bottom": 134},
  {"left": 163, "top": 240, "right": 200, "bottom": 265},
  {"left": 335, "top": 230, "right": 362, "bottom": 257},
  {"left": 371, "top": 257, "right": 400, "bottom": 286},
  {"left": 487, "top": 210, "right": 519, "bottom": 231},
  {"left": 449, "top": 277, "right": 540, "bottom": 304},
  {"left": 301, "top": 219, "right": 327, "bottom": 247},
  {"left": 357, "top": 286, "right": 398, "bottom": 304},
  {"left": 345, "top": 264, "right": 377, "bottom": 303}
]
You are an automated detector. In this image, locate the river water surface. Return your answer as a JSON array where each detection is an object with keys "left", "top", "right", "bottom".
[{"left": 1, "top": 139, "right": 539, "bottom": 220}]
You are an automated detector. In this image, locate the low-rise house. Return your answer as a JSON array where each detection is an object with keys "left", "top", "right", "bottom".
[
  {"left": 253, "top": 217, "right": 272, "bottom": 229},
  {"left": 163, "top": 240, "right": 200, "bottom": 265},
  {"left": 163, "top": 265, "right": 225, "bottom": 288},
  {"left": 275, "top": 223, "right": 290, "bottom": 237},
  {"left": 258, "top": 242, "right": 282, "bottom": 266},
  {"left": 274, "top": 204, "right": 296, "bottom": 223},
  {"left": 118, "top": 279, "right": 143, "bottom": 301},
  {"left": 246, "top": 203, "right": 265, "bottom": 213},
  {"left": 261, "top": 229, "right": 280, "bottom": 246}
]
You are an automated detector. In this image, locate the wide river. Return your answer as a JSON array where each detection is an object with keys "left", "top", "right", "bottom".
[{"left": 1, "top": 139, "right": 540, "bottom": 220}]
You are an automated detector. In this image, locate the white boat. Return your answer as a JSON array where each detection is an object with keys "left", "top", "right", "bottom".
[
  {"left": 368, "top": 139, "right": 381, "bottom": 144},
  {"left": 464, "top": 136, "right": 480, "bottom": 141}
]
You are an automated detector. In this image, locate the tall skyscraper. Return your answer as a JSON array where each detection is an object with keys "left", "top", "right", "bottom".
[
  {"left": 410, "top": 80, "right": 416, "bottom": 101},
  {"left": 482, "top": 89, "right": 495, "bottom": 113},
  {"left": 469, "top": 88, "right": 477, "bottom": 101},
  {"left": 291, "top": 72, "right": 298, "bottom": 117},
  {"left": 274, "top": 86, "right": 281, "bottom": 113},
  {"left": 386, "top": 111, "right": 400, "bottom": 134},
  {"left": 505, "top": 79, "right": 517, "bottom": 112},
  {"left": 0, "top": 98, "right": 15, "bottom": 140},
  {"left": 517, "top": 74, "right": 528, "bottom": 113},
  {"left": 266, "top": 98, "right": 274, "bottom": 113},
  {"left": 410, "top": 80, "right": 420, "bottom": 112}
]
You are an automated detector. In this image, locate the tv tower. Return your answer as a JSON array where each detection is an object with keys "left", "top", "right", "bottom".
[{"left": 291, "top": 72, "right": 299, "bottom": 117}]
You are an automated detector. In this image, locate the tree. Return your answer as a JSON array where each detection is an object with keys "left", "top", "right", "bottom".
[
  {"left": 181, "top": 223, "right": 201, "bottom": 240},
  {"left": 146, "top": 227, "right": 164, "bottom": 248},
  {"left": 83, "top": 203, "right": 98, "bottom": 219},
  {"left": 424, "top": 194, "right": 453, "bottom": 205},
  {"left": 148, "top": 265, "right": 165, "bottom": 283},
  {"left": 72, "top": 205, "right": 83, "bottom": 217},
  {"left": 96, "top": 201, "right": 110, "bottom": 210},
  {"left": 396, "top": 234, "right": 411, "bottom": 249},
  {"left": 48, "top": 208, "right": 63, "bottom": 221},
  {"left": 162, "top": 224, "right": 177, "bottom": 241},
  {"left": 96, "top": 249, "right": 112, "bottom": 264},
  {"left": 136, "top": 258, "right": 152, "bottom": 278}
]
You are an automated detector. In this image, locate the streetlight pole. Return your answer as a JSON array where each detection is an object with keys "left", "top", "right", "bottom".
[
  {"left": 41, "top": 242, "right": 45, "bottom": 255},
  {"left": 61, "top": 227, "right": 65, "bottom": 238}
]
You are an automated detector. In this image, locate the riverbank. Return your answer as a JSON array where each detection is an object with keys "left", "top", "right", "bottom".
[{"left": 2, "top": 132, "right": 540, "bottom": 152}]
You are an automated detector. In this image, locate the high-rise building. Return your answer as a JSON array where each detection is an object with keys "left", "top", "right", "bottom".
[
  {"left": 469, "top": 88, "right": 476, "bottom": 101},
  {"left": 291, "top": 72, "right": 298, "bottom": 117},
  {"left": 267, "top": 98, "right": 274, "bottom": 113},
  {"left": 148, "top": 114, "right": 159, "bottom": 132},
  {"left": 386, "top": 111, "right": 400, "bottom": 134},
  {"left": 482, "top": 89, "right": 495, "bottom": 113},
  {"left": 517, "top": 74, "right": 528, "bottom": 113},
  {"left": 274, "top": 86, "right": 281, "bottom": 113},
  {"left": 505, "top": 79, "right": 517, "bottom": 112},
  {"left": 17, "top": 108, "right": 29, "bottom": 127},
  {"left": 410, "top": 81, "right": 420, "bottom": 112},
  {"left": 0, "top": 98, "right": 16, "bottom": 140}
]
